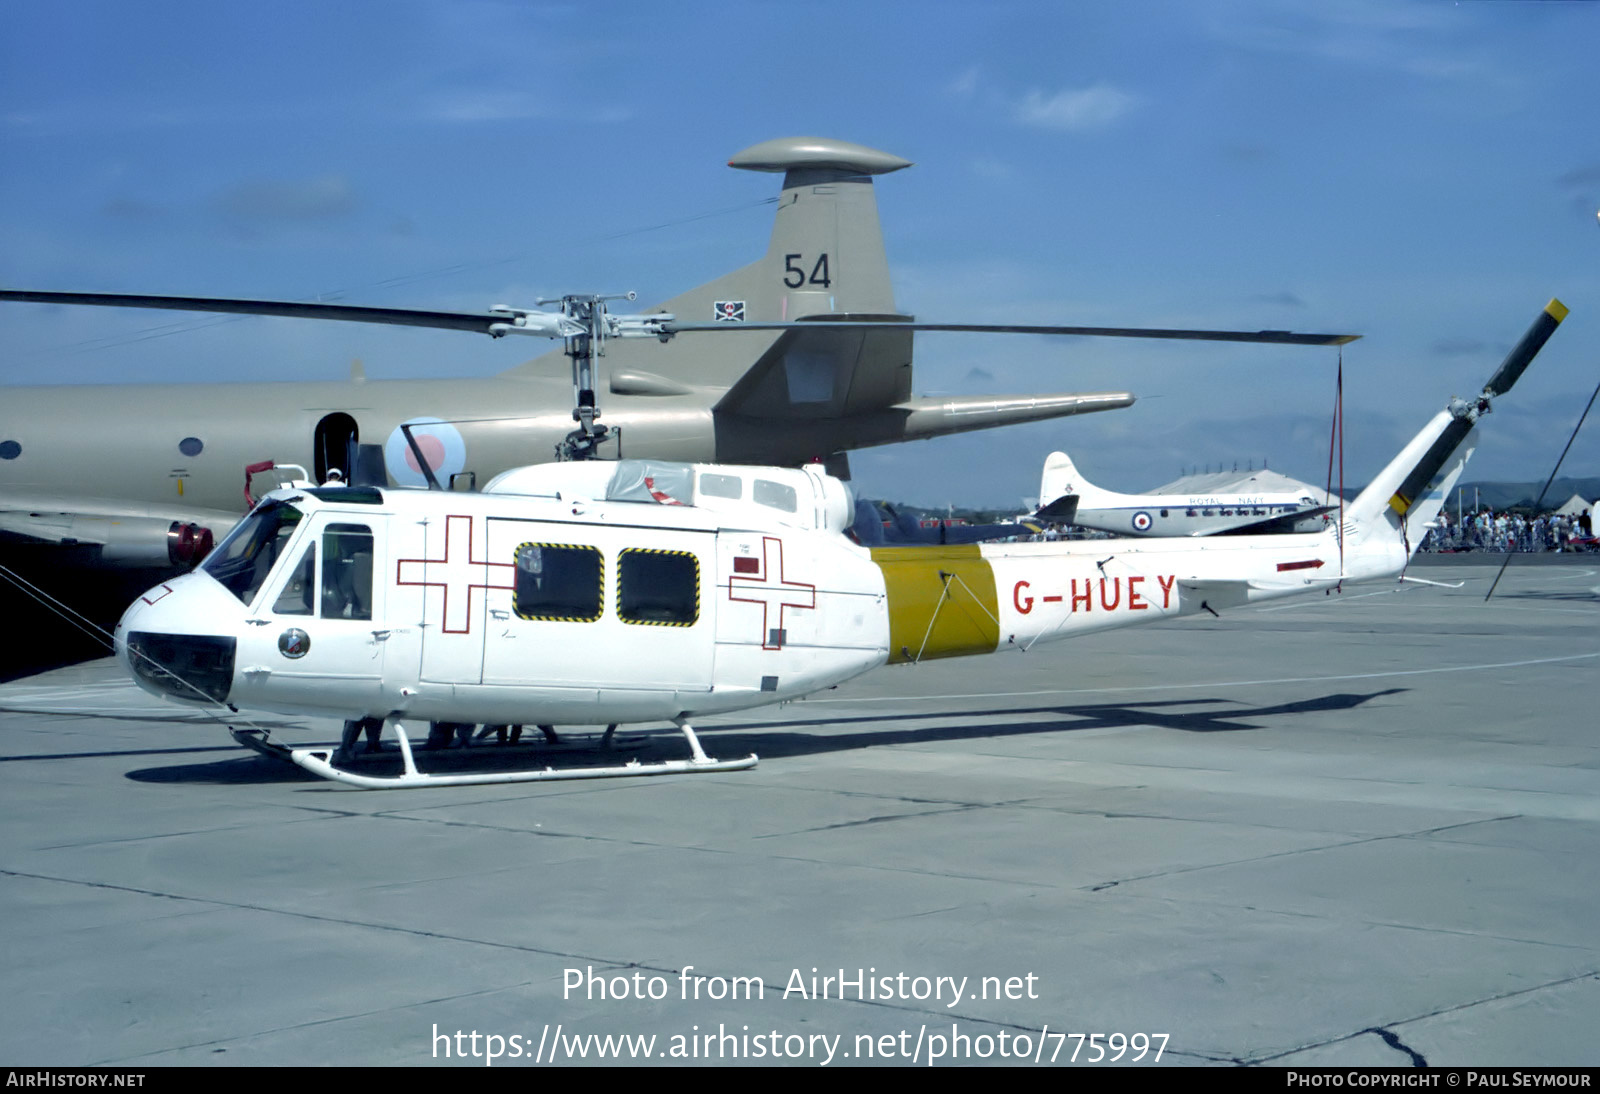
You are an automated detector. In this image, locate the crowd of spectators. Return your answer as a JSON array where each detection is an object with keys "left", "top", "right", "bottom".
[{"left": 1420, "top": 508, "right": 1596, "bottom": 553}]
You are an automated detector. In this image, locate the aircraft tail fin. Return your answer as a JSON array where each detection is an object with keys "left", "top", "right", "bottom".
[
  {"left": 1039, "top": 451, "right": 1117, "bottom": 509},
  {"left": 497, "top": 138, "right": 1137, "bottom": 463},
  {"left": 727, "top": 136, "right": 908, "bottom": 320},
  {"left": 501, "top": 137, "right": 910, "bottom": 391},
  {"left": 1342, "top": 299, "right": 1566, "bottom": 572}
]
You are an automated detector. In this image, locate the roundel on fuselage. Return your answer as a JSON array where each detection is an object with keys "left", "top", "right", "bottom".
[
  {"left": 384, "top": 417, "right": 467, "bottom": 487},
  {"left": 1132, "top": 510, "right": 1153, "bottom": 532}
]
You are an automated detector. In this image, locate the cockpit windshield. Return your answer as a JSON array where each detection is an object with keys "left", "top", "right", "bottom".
[{"left": 201, "top": 499, "right": 305, "bottom": 605}]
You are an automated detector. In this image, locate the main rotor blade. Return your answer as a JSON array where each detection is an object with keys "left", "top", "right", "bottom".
[
  {"left": 3, "top": 289, "right": 1360, "bottom": 346},
  {"left": 664, "top": 319, "right": 1358, "bottom": 346},
  {"left": 0, "top": 290, "right": 509, "bottom": 335},
  {"left": 1482, "top": 298, "right": 1568, "bottom": 397}
]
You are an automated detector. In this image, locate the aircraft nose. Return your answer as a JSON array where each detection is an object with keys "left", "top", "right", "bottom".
[{"left": 116, "top": 577, "right": 238, "bottom": 706}]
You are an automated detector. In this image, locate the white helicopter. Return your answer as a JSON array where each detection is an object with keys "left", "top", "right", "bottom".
[{"left": 114, "top": 301, "right": 1566, "bottom": 789}]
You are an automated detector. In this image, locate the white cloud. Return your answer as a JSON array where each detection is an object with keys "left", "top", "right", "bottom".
[
  {"left": 1202, "top": 0, "right": 1500, "bottom": 83},
  {"left": 423, "top": 91, "right": 552, "bottom": 123},
  {"left": 1015, "top": 83, "right": 1139, "bottom": 132},
  {"left": 947, "top": 66, "right": 981, "bottom": 98},
  {"left": 946, "top": 67, "right": 1140, "bottom": 135},
  {"left": 421, "top": 90, "right": 631, "bottom": 125}
]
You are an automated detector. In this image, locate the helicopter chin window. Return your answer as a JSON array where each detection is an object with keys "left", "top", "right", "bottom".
[{"left": 126, "top": 632, "right": 236, "bottom": 705}]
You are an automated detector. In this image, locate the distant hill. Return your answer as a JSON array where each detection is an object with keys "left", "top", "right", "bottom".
[
  {"left": 1327, "top": 477, "right": 1598, "bottom": 510},
  {"left": 1417, "top": 477, "right": 1599, "bottom": 512}
]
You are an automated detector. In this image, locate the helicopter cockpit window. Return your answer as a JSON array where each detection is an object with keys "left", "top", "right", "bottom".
[
  {"left": 752, "top": 478, "right": 797, "bottom": 513},
  {"left": 201, "top": 500, "right": 304, "bottom": 605},
  {"left": 514, "top": 543, "right": 602, "bottom": 622},
  {"left": 272, "top": 542, "right": 317, "bottom": 615},
  {"left": 618, "top": 549, "right": 699, "bottom": 626},
  {"left": 321, "top": 523, "right": 373, "bottom": 620}
]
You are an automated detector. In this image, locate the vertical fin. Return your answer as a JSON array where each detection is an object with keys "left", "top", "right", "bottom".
[
  {"left": 1039, "top": 451, "right": 1117, "bottom": 508},
  {"left": 499, "top": 137, "right": 911, "bottom": 391},
  {"left": 728, "top": 136, "right": 909, "bottom": 318}
]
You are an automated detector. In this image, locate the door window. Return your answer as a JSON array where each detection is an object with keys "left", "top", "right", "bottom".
[
  {"left": 321, "top": 523, "right": 374, "bottom": 620},
  {"left": 514, "top": 543, "right": 603, "bottom": 622},
  {"left": 272, "top": 542, "right": 317, "bottom": 615},
  {"left": 618, "top": 549, "right": 699, "bottom": 626}
]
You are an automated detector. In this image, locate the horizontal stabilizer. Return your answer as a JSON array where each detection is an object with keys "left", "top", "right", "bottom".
[
  {"left": 1036, "top": 494, "right": 1080, "bottom": 524},
  {"left": 1175, "top": 577, "right": 1254, "bottom": 612},
  {"left": 896, "top": 393, "right": 1135, "bottom": 439}
]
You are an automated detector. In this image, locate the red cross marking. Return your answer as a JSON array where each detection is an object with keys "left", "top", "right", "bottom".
[
  {"left": 728, "top": 536, "right": 815, "bottom": 650},
  {"left": 395, "top": 515, "right": 514, "bottom": 634}
]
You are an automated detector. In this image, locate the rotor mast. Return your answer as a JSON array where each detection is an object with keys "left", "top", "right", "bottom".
[{"left": 538, "top": 292, "right": 637, "bottom": 461}]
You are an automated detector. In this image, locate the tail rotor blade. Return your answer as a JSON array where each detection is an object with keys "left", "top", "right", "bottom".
[{"left": 1483, "top": 299, "right": 1568, "bottom": 398}]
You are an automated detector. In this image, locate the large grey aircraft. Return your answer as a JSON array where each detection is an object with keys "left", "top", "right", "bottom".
[{"left": 1, "top": 136, "right": 1354, "bottom": 574}]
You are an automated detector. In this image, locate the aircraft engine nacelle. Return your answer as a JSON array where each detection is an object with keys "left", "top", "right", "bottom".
[{"left": 60, "top": 517, "right": 216, "bottom": 570}]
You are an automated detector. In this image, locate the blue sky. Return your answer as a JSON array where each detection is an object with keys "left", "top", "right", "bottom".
[{"left": 3, "top": 0, "right": 1597, "bottom": 507}]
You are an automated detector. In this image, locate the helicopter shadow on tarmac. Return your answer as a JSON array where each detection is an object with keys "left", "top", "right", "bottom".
[{"left": 116, "top": 688, "right": 1405, "bottom": 786}]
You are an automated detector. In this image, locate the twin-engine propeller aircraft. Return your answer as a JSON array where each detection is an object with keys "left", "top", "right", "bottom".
[
  {"left": 1037, "top": 452, "right": 1337, "bottom": 537},
  {"left": 111, "top": 300, "right": 1565, "bottom": 789},
  {"left": 1, "top": 136, "right": 1356, "bottom": 576}
]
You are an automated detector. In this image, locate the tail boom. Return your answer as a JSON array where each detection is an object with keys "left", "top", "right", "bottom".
[{"left": 870, "top": 298, "right": 1563, "bottom": 661}]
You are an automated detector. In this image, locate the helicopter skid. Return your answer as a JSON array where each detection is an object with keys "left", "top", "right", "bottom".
[
  {"left": 288, "top": 749, "right": 758, "bottom": 789},
  {"left": 231, "top": 727, "right": 294, "bottom": 760},
  {"left": 279, "top": 716, "right": 756, "bottom": 789}
]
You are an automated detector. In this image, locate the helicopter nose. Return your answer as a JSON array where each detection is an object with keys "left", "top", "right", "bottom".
[
  {"left": 116, "top": 576, "right": 238, "bottom": 706},
  {"left": 122, "top": 630, "right": 236, "bottom": 705}
]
